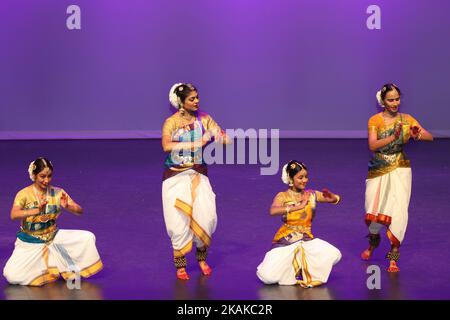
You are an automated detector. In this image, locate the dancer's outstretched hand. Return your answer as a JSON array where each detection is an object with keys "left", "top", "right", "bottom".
[
  {"left": 217, "top": 131, "right": 232, "bottom": 145},
  {"left": 410, "top": 125, "right": 421, "bottom": 139},
  {"left": 60, "top": 192, "right": 69, "bottom": 208},
  {"left": 322, "top": 188, "right": 338, "bottom": 202},
  {"left": 322, "top": 188, "right": 333, "bottom": 199},
  {"left": 294, "top": 198, "right": 309, "bottom": 210},
  {"left": 38, "top": 198, "right": 48, "bottom": 213}
]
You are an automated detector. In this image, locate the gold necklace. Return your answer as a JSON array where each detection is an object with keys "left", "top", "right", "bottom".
[
  {"left": 33, "top": 186, "right": 49, "bottom": 213},
  {"left": 179, "top": 113, "right": 195, "bottom": 126},
  {"left": 382, "top": 112, "right": 401, "bottom": 128},
  {"left": 288, "top": 189, "right": 305, "bottom": 202},
  {"left": 382, "top": 111, "right": 399, "bottom": 120}
]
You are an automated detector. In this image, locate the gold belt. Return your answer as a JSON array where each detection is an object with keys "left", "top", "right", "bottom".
[
  {"left": 284, "top": 224, "right": 311, "bottom": 233},
  {"left": 376, "top": 152, "right": 402, "bottom": 164}
]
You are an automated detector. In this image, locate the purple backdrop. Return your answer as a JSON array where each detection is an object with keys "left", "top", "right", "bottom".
[{"left": 1, "top": 0, "right": 449, "bottom": 139}]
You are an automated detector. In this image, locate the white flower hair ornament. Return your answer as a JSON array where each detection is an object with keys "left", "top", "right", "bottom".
[
  {"left": 28, "top": 161, "right": 36, "bottom": 182},
  {"left": 169, "top": 83, "right": 184, "bottom": 108},
  {"left": 376, "top": 90, "right": 384, "bottom": 107},
  {"left": 281, "top": 164, "right": 290, "bottom": 184}
]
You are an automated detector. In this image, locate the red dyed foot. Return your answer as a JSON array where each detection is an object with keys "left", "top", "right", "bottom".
[
  {"left": 199, "top": 262, "right": 212, "bottom": 276},
  {"left": 387, "top": 261, "right": 400, "bottom": 273},
  {"left": 176, "top": 268, "right": 190, "bottom": 280},
  {"left": 361, "top": 249, "right": 372, "bottom": 261}
]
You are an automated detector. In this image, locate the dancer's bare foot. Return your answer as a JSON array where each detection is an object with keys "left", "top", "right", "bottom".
[
  {"left": 176, "top": 268, "right": 190, "bottom": 280},
  {"left": 387, "top": 261, "right": 400, "bottom": 272},
  {"left": 199, "top": 261, "right": 212, "bottom": 276}
]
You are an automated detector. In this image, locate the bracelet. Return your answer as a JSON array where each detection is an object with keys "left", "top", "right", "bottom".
[{"left": 415, "top": 132, "right": 423, "bottom": 141}]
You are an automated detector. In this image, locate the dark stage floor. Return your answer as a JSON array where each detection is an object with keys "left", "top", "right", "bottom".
[{"left": 0, "top": 139, "right": 449, "bottom": 300}]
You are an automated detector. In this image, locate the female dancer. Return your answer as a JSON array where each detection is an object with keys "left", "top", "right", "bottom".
[
  {"left": 361, "top": 83, "right": 433, "bottom": 272},
  {"left": 257, "top": 160, "right": 342, "bottom": 288},
  {"left": 162, "top": 83, "right": 229, "bottom": 280},
  {"left": 3, "top": 157, "right": 103, "bottom": 286}
]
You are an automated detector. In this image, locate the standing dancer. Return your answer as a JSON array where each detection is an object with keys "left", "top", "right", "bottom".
[
  {"left": 257, "top": 160, "right": 342, "bottom": 288},
  {"left": 3, "top": 157, "right": 103, "bottom": 286},
  {"left": 361, "top": 83, "right": 433, "bottom": 272},
  {"left": 162, "top": 83, "right": 229, "bottom": 280}
]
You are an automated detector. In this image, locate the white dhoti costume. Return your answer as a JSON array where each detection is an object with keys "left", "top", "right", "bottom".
[
  {"left": 4, "top": 230, "right": 103, "bottom": 286},
  {"left": 257, "top": 239, "right": 341, "bottom": 287},
  {"left": 365, "top": 167, "right": 412, "bottom": 246},
  {"left": 162, "top": 169, "right": 217, "bottom": 257}
]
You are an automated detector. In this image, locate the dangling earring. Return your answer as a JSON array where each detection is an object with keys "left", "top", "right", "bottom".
[
  {"left": 288, "top": 179, "right": 293, "bottom": 187},
  {"left": 177, "top": 96, "right": 184, "bottom": 116}
]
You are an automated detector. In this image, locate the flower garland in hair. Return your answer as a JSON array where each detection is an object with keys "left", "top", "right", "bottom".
[
  {"left": 28, "top": 160, "right": 36, "bottom": 181},
  {"left": 169, "top": 83, "right": 184, "bottom": 108},
  {"left": 376, "top": 86, "right": 388, "bottom": 107},
  {"left": 281, "top": 164, "right": 289, "bottom": 184},
  {"left": 376, "top": 90, "right": 383, "bottom": 107}
]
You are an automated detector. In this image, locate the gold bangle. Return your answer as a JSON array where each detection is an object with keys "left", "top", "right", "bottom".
[{"left": 415, "top": 132, "right": 422, "bottom": 141}]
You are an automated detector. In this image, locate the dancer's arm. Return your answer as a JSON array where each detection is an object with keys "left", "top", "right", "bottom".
[
  {"left": 410, "top": 125, "right": 433, "bottom": 142},
  {"left": 10, "top": 205, "right": 42, "bottom": 220},
  {"left": 212, "top": 129, "right": 232, "bottom": 145},
  {"left": 60, "top": 191, "right": 83, "bottom": 216},
  {"left": 161, "top": 117, "right": 209, "bottom": 152},
  {"left": 10, "top": 191, "right": 47, "bottom": 220},
  {"left": 205, "top": 115, "right": 231, "bottom": 145},
  {"left": 368, "top": 125, "right": 401, "bottom": 152},
  {"left": 161, "top": 134, "right": 209, "bottom": 152},
  {"left": 269, "top": 193, "right": 308, "bottom": 216},
  {"left": 316, "top": 189, "right": 341, "bottom": 204}
]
